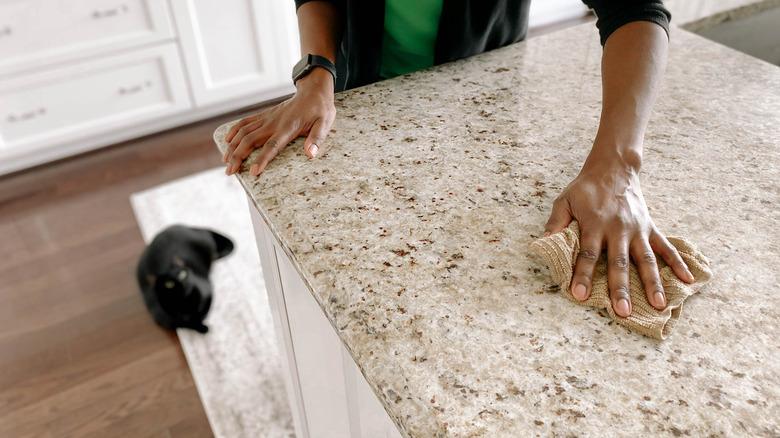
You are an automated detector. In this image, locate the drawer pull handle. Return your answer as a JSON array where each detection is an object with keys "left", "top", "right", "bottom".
[
  {"left": 0, "top": 25, "right": 11, "bottom": 38},
  {"left": 118, "top": 80, "right": 152, "bottom": 96},
  {"left": 6, "top": 107, "right": 46, "bottom": 124},
  {"left": 92, "top": 4, "right": 129, "bottom": 20}
]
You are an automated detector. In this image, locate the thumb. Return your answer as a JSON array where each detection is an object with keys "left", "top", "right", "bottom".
[
  {"left": 544, "top": 198, "right": 573, "bottom": 236},
  {"left": 304, "top": 118, "right": 332, "bottom": 159}
]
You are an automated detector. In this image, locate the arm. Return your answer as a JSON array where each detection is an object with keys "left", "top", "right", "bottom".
[
  {"left": 589, "top": 21, "right": 667, "bottom": 170},
  {"left": 545, "top": 21, "right": 694, "bottom": 318},
  {"left": 224, "top": 1, "right": 342, "bottom": 176}
]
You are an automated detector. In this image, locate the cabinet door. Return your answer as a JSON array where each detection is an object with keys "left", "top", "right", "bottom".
[
  {"left": 0, "top": 0, "right": 174, "bottom": 75},
  {"left": 170, "top": 0, "right": 299, "bottom": 107},
  {"left": 0, "top": 43, "right": 191, "bottom": 170}
]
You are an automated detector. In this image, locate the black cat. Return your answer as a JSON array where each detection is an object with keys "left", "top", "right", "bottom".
[{"left": 136, "top": 225, "right": 234, "bottom": 333}]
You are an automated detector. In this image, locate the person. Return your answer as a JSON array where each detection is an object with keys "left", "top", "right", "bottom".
[{"left": 222, "top": 0, "right": 695, "bottom": 319}]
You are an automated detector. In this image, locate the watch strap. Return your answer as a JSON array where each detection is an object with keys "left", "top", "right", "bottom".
[{"left": 292, "top": 54, "right": 337, "bottom": 84}]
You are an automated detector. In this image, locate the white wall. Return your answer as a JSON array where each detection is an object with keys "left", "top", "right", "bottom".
[{"left": 529, "top": 0, "right": 590, "bottom": 30}]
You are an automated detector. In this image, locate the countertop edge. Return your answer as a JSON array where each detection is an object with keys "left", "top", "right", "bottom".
[{"left": 212, "top": 124, "right": 416, "bottom": 438}]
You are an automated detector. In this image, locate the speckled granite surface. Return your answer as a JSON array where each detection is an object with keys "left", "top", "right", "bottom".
[{"left": 214, "top": 23, "right": 780, "bottom": 437}]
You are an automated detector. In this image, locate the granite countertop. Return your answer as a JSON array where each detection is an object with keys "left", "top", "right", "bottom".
[{"left": 214, "top": 23, "right": 780, "bottom": 437}]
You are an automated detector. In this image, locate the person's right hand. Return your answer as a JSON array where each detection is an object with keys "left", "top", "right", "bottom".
[{"left": 223, "top": 68, "right": 336, "bottom": 176}]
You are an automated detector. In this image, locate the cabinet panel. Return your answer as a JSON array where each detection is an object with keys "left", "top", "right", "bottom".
[
  {"left": 275, "top": 242, "right": 353, "bottom": 438},
  {"left": 0, "top": 0, "right": 174, "bottom": 75},
  {"left": 251, "top": 206, "right": 403, "bottom": 438},
  {"left": 170, "top": 0, "right": 298, "bottom": 107},
  {"left": 342, "top": 348, "right": 404, "bottom": 438},
  {"left": 250, "top": 204, "right": 310, "bottom": 438},
  {"left": 0, "top": 43, "right": 191, "bottom": 151}
]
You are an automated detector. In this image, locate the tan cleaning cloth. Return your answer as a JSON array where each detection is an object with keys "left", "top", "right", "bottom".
[{"left": 530, "top": 222, "right": 713, "bottom": 340}]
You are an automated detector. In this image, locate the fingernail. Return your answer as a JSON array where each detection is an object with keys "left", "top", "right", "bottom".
[
  {"left": 654, "top": 291, "right": 666, "bottom": 308},
  {"left": 572, "top": 283, "right": 588, "bottom": 300},
  {"left": 250, "top": 164, "right": 259, "bottom": 175},
  {"left": 685, "top": 269, "right": 695, "bottom": 283},
  {"left": 309, "top": 143, "right": 319, "bottom": 158},
  {"left": 615, "top": 298, "right": 631, "bottom": 317}
]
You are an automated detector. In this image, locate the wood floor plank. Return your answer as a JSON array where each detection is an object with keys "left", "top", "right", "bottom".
[
  {"left": 77, "top": 370, "right": 206, "bottom": 438},
  {"left": 0, "top": 228, "right": 141, "bottom": 336},
  {"left": 167, "top": 414, "right": 214, "bottom": 438},
  {"left": 0, "top": 294, "right": 171, "bottom": 388},
  {"left": 1, "top": 349, "right": 184, "bottom": 437},
  {"left": 0, "top": 107, "right": 264, "bottom": 436},
  {"left": 0, "top": 299, "right": 181, "bottom": 414}
]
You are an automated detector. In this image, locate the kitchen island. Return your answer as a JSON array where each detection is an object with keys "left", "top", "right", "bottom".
[{"left": 214, "top": 22, "right": 779, "bottom": 438}]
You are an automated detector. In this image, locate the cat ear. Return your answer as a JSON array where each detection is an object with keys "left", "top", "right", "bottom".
[{"left": 209, "top": 231, "right": 234, "bottom": 259}]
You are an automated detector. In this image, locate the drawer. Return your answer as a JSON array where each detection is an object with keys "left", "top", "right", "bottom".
[
  {"left": 0, "top": 0, "right": 174, "bottom": 75},
  {"left": 0, "top": 43, "right": 191, "bottom": 150}
]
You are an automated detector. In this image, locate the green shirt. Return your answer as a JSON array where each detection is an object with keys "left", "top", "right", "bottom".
[{"left": 379, "top": 0, "right": 444, "bottom": 79}]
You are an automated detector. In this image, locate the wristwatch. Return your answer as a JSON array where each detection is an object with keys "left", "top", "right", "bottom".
[{"left": 292, "top": 54, "right": 337, "bottom": 85}]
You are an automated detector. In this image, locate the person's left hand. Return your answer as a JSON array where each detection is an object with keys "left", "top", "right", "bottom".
[{"left": 543, "top": 158, "right": 694, "bottom": 318}]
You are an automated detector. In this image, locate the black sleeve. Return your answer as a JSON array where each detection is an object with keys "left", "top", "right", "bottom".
[{"left": 581, "top": 0, "right": 671, "bottom": 45}]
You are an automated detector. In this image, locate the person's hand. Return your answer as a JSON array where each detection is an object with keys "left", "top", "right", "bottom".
[
  {"left": 544, "top": 157, "right": 694, "bottom": 318},
  {"left": 223, "top": 68, "right": 336, "bottom": 176}
]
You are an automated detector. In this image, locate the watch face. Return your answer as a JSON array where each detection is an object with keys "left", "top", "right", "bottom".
[{"left": 292, "top": 54, "right": 313, "bottom": 81}]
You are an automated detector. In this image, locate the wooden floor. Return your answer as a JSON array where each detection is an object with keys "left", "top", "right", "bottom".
[{"left": 0, "top": 110, "right": 255, "bottom": 437}]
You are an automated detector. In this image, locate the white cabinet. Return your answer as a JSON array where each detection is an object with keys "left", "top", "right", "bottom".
[
  {"left": 0, "top": 44, "right": 191, "bottom": 157},
  {"left": 0, "top": 0, "right": 298, "bottom": 175},
  {"left": 0, "top": 0, "right": 175, "bottom": 75},
  {"left": 170, "top": 0, "right": 299, "bottom": 107},
  {"left": 250, "top": 201, "right": 403, "bottom": 438}
]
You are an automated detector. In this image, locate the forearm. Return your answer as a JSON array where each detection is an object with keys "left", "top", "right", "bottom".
[
  {"left": 584, "top": 21, "right": 669, "bottom": 172},
  {"left": 296, "top": 1, "right": 342, "bottom": 89},
  {"left": 546, "top": 22, "right": 690, "bottom": 318}
]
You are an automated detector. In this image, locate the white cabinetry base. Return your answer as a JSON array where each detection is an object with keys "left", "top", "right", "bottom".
[{"left": 248, "top": 197, "right": 403, "bottom": 438}]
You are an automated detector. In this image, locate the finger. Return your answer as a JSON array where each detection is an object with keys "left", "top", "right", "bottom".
[
  {"left": 303, "top": 116, "right": 333, "bottom": 159},
  {"left": 225, "top": 117, "right": 252, "bottom": 143},
  {"left": 225, "top": 120, "right": 264, "bottom": 164},
  {"left": 224, "top": 116, "right": 260, "bottom": 162},
  {"left": 225, "top": 112, "right": 264, "bottom": 143},
  {"left": 649, "top": 229, "right": 695, "bottom": 283},
  {"left": 630, "top": 237, "right": 666, "bottom": 310},
  {"left": 226, "top": 128, "right": 272, "bottom": 175},
  {"left": 544, "top": 198, "right": 573, "bottom": 236},
  {"left": 249, "top": 131, "right": 297, "bottom": 176},
  {"left": 607, "top": 236, "right": 631, "bottom": 317},
  {"left": 227, "top": 126, "right": 272, "bottom": 173},
  {"left": 570, "top": 231, "right": 603, "bottom": 301}
]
